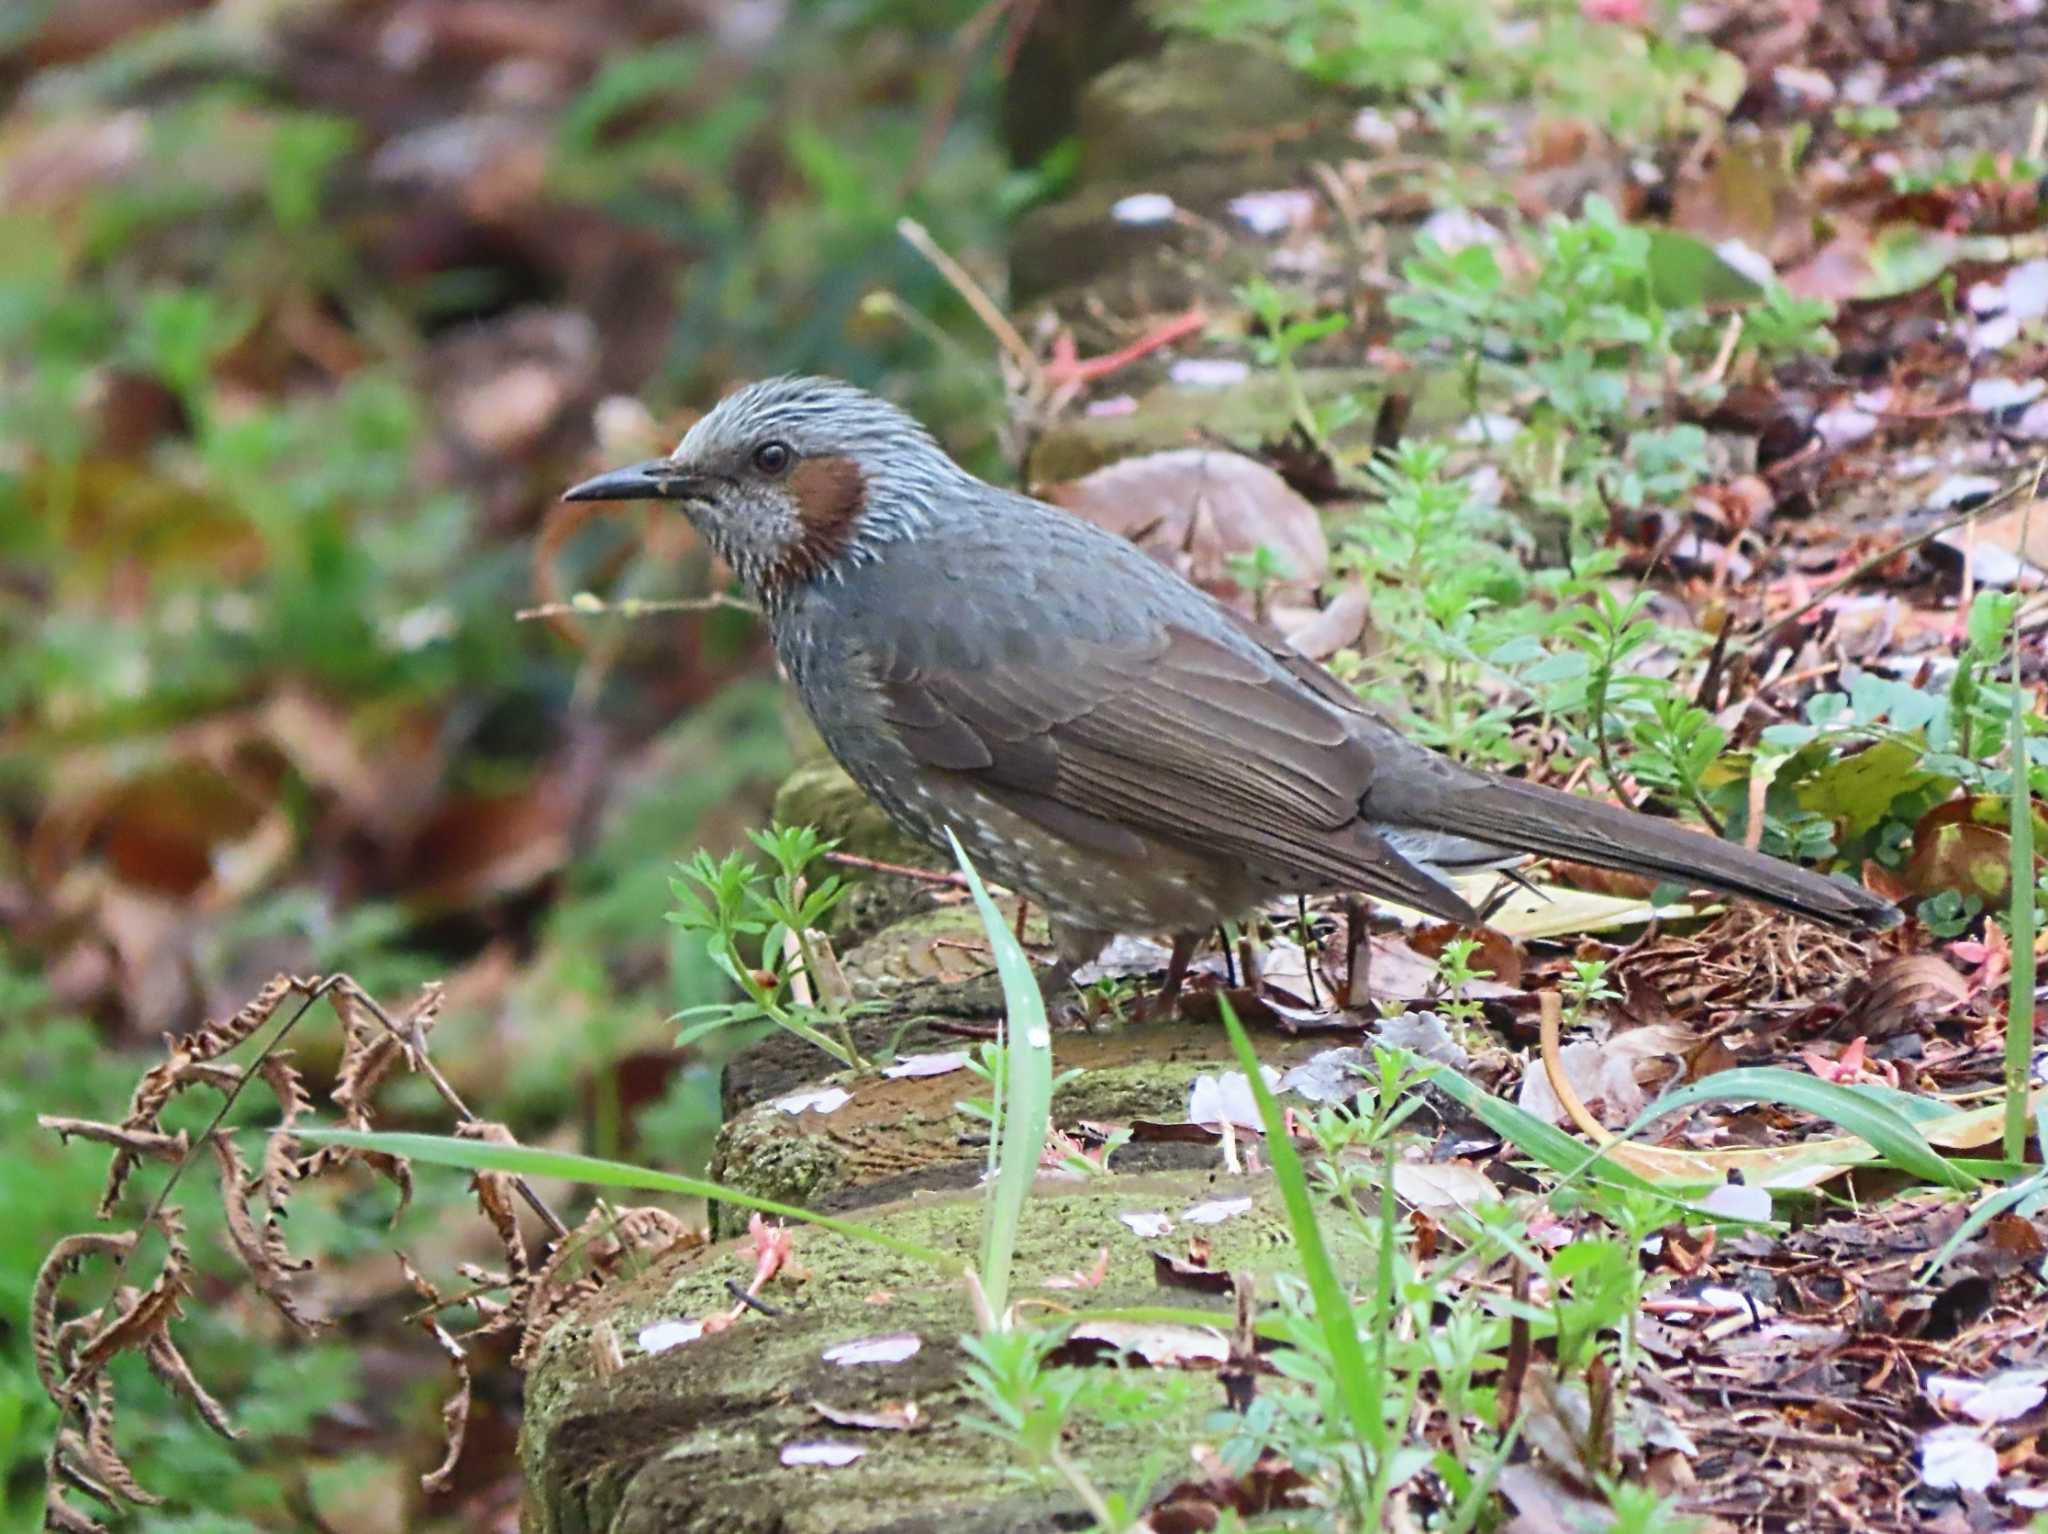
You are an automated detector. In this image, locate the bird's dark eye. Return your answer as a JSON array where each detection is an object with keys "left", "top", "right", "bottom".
[{"left": 752, "top": 440, "right": 794, "bottom": 476}]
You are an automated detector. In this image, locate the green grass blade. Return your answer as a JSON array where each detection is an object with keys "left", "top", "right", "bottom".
[
  {"left": 1928, "top": 1103, "right": 2048, "bottom": 1283},
  {"left": 1426, "top": 1066, "right": 1706, "bottom": 1196},
  {"left": 947, "top": 831, "right": 1053, "bottom": 1324},
  {"left": 1218, "top": 997, "right": 1383, "bottom": 1451},
  {"left": 2005, "top": 614, "right": 2038, "bottom": 1163},
  {"left": 293, "top": 1128, "right": 964, "bottom": 1272},
  {"left": 1628, "top": 1067, "right": 1977, "bottom": 1190},
  {"left": 1838, "top": 1078, "right": 1976, "bottom": 1124},
  {"left": 1920, "top": 1173, "right": 2047, "bottom": 1284}
]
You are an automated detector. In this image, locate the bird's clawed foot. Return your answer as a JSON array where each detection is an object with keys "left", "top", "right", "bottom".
[{"left": 1035, "top": 964, "right": 1090, "bottom": 1030}]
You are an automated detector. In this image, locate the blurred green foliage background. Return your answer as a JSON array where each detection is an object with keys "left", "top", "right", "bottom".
[{"left": 0, "top": 1, "right": 1034, "bottom": 1525}]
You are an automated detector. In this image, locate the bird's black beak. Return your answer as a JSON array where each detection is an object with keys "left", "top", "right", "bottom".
[{"left": 561, "top": 459, "right": 707, "bottom": 503}]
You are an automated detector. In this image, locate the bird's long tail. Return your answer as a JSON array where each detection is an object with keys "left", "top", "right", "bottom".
[{"left": 1413, "top": 776, "right": 1900, "bottom": 932}]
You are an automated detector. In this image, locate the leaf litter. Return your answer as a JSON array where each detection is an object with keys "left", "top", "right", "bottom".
[{"left": 16, "top": 0, "right": 2048, "bottom": 1528}]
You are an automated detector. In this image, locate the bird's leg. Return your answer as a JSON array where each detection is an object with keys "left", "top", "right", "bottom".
[
  {"left": 1040, "top": 920, "right": 1110, "bottom": 1029},
  {"left": 1140, "top": 932, "right": 1200, "bottom": 1022},
  {"left": 1339, "top": 896, "right": 1369, "bottom": 1010},
  {"left": 1298, "top": 896, "right": 1320, "bottom": 1008}
]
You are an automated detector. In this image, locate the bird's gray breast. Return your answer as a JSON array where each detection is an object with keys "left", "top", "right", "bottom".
[{"left": 768, "top": 569, "right": 962, "bottom": 854}]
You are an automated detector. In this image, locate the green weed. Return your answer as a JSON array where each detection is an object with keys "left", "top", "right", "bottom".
[
  {"left": 1170, "top": 0, "right": 1738, "bottom": 141},
  {"left": 667, "top": 824, "right": 878, "bottom": 1071}
]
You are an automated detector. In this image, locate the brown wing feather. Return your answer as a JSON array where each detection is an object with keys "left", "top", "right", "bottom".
[{"left": 875, "top": 621, "right": 1478, "bottom": 922}]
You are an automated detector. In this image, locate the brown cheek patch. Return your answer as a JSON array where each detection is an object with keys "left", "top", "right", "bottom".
[{"left": 774, "top": 455, "right": 868, "bottom": 588}]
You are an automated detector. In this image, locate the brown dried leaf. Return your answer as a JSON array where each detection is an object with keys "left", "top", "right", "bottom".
[
  {"left": 1905, "top": 798, "right": 2015, "bottom": 905},
  {"left": 207, "top": 1132, "right": 319, "bottom": 1334},
  {"left": 1839, "top": 954, "right": 1972, "bottom": 1036},
  {"left": 1409, "top": 921, "right": 1524, "bottom": 988},
  {"left": 33, "top": 1233, "right": 136, "bottom": 1398},
  {"left": 399, "top": 1256, "right": 472, "bottom": 1494},
  {"left": 254, "top": 1062, "right": 310, "bottom": 1272},
  {"left": 64, "top": 759, "right": 271, "bottom": 899},
  {"left": 45, "top": 1432, "right": 116, "bottom": 1533},
  {"left": 186, "top": 973, "right": 296, "bottom": 1063},
  {"left": 456, "top": 1120, "right": 529, "bottom": 1301},
  {"left": 810, "top": 1399, "right": 926, "bottom": 1432},
  {"left": 1148, "top": 1447, "right": 1311, "bottom": 1530},
  {"left": 1058, "top": 1320, "right": 1229, "bottom": 1367},
  {"left": 401, "top": 785, "right": 575, "bottom": 912},
  {"left": 76, "top": 979, "right": 303, "bottom": 1217},
  {"left": 40, "top": 1119, "right": 186, "bottom": 1218},
  {"left": 79, "top": 1373, "right": 160, "bottom": 1507},
  {"left": 63, "top": 1215, "right": 192, "bottom": 1390},
  {"left": 516, "top": 1204, "right": 699, "bottom": 1365},
  {"left": 1271, "top": 581, "right": 1369, "bottom": 660},
  {"left": 302, "top": 982, "right": 441, "bottom": 1210},
  {"left": 1042, "top": 449, "right": 1330, "bottom": 614},
  {"left": 36, "top": 1118, "right": 186, "bottom": 1162},
  {"left": 329, "top": 984, "right": 406, "bottom": 1121},
  {"left": 1151, "top": 1249, "right": 1233, "bottom": 1295},
  {"left": 143, "top": 1331, "right": 238, "bottom": 1441}
]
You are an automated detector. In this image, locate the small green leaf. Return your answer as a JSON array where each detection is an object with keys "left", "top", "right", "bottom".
[
  {"left": 1645, "top": 228, "right": 1761, "bottom": 307},
  {"left": 1795, "top": 738, "right": 1945, "bottom": 840}
]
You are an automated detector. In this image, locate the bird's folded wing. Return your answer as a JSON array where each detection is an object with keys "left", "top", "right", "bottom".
[{"left": 872, "top": 618, "right": 1477, "bottom": 921}]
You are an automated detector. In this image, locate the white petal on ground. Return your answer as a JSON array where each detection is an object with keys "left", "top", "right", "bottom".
[
  {"left": 822, "top": 1334, "right": 923, "bottom": 1366},
  {"left": 1968, "top": 377, "right": 2045, "bottom": 412},
  {"left": 1919, "top": 1425, "right": 1998, "bottom": 1492},
  {"left": 1926, "top": 1368, "right": 2048, "bottom": 1425},
  {"left": 1181, "top": 1195, "right": 1254, "bottom": 1226},
  {"left": 773, "top": 1086, "right": 852, "bottom": 1115},
  {"left": 1371, "top": 1011, "right": 1471, "bottom": 1068},
  {"left": 1227, "top": 188, "right": 1316, "bottom": 236},
  {"left": 1070, "top": 933, "right": 1175, "bottom": 985},
  {"left": 1700, "top": 1182, "right": 1774, "bottom": 1223},
  {"left": 1168, "top": 358, "right": 1250, "bottom": 389},
  {"left": 1279, "top": 1047, "right": 1374, "bottom": 1104},
  {"left": 1187, "top": 1068, "right": 1282, "bottom": 1132},
  {"left": 1418, "top": 207, "right": 1499, "bottom": 254},
  {"left": 780, "top": 1441, "right": 866, "bottom": 1468},
  {"left": 1111, "top": 192, "right": 1177, "bottom": 226},
  {"left": 1926, "top": 473, "right": 2001, "bottom": 511},
  {"left": 638, "top": 1319, "right": 706, "bottom": 1354},
  {"left": 1814, "top": 406, "right": 1878, "bottom": 449},
  {"left": 1391, "top": 1160, "right": 1501, "bottom": 1212}
]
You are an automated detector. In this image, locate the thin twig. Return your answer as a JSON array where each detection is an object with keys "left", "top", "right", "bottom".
[
  {"left": 130, "top": 979, "right": 334, "bottom": 1268},
  {"left": 1539, "top": 990, "right": 1611, "bottom": 1145},
  {"left": 516, "top": 594, "right": 758, "bottom": 623},
  {"left": 896, "top": 217, "right": 1039, "bottom": 384},
  {"left": 823, "top": 850, "right": 968, "bottom": 888},
  {"left": 1739, "top": 461, "right": 2044, "bottom": 644},
  {"left": 336, "top": 979, "right": 571, "bottom": 1240},
  {"left": 1298, "top": 896, "right": 1320, "bottom": 1008}
]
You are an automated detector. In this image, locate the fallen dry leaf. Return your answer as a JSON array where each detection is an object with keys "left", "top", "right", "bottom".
[
  {"left": 1061, "top": 1321, "right": 1228, "bottom": 1368},
  {"left": 1839, "top": 954, "right": 1972, "bottom": 1035},
  {"left": 1042, "top": 449, "right": 1329, "bottom": 614}
]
